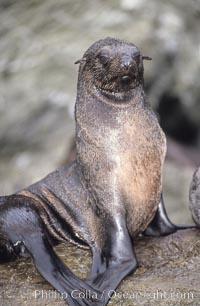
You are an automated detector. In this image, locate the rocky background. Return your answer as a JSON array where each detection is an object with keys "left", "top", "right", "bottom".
[{"left": 0, "top": 0, "right": 200, "bottom": 223}]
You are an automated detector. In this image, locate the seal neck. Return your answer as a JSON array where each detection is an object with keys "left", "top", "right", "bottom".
[{"left": 76, "top": 78, "right": 146, "bottom": 109}]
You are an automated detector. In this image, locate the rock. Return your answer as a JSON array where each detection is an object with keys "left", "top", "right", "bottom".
[
  {"left": 189, "top": 167, "right": 200, "bottom": 226},
  {"left": 162, "top": 161, "right": 194, "bottom": 224},
  {"left": 0, "top": 229, "right": 200, "bottom": 305}
]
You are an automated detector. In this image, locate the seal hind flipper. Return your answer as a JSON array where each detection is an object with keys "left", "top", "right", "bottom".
[
  {"left": 143, "top": 194, "right": 196, "bottom": 237},
  {"left": 0, "top": 195, "right": 35, "bottom": 262},
  {"left": 0, "top": 195, "right": 101, "bottom": 306}
]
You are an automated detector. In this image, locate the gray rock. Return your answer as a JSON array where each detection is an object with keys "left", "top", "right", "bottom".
[{"left": 189, "top": 167, "right": 200, "bottom": 226}]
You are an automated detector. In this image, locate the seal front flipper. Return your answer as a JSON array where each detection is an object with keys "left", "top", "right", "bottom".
[
  {"left": 143, "top": 194, "right": 196, "bottom": 237},
  {"left": 85, "top": 218, "right": 138, "bottom": 306}
]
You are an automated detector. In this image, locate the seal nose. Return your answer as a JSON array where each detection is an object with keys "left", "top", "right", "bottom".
[
  {"left": 121, "top": 50, "right": 140, "bottom": 70},
  {"left": 121, "top": 56, "right": 133, "bottom": 70}
]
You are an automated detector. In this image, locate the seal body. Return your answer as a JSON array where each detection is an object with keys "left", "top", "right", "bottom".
[
  {"left": 76, "top": 90, "right": 166, "bottom": 238},
  {"left": 0, "top": 38, "right": 189, "bottom": 306},
  {"left": 75, "top": 37, "right": 166, "bottom": 243}
]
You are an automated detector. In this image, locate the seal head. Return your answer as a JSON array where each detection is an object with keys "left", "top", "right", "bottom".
[{"left": 76, "top": 37, "right": 148, "bottom": 102}]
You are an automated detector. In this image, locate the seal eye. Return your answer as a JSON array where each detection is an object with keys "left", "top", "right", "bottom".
[
  {"left": 132, "top": 53, "right": 141, "bottom": 64},
  {"left": 98, "top": 52, "right": 109, "bottom": 66}
]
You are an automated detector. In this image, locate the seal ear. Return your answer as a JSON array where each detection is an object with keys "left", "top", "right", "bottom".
[
  {"left": 142, "top": 55, "right": 152, "bottom": 61},
  {"left": 74, "top": 57, "right": 86, "bottom": 65},
  {"left": 74, "top": 59, "right": 81, "bottom": 64}
]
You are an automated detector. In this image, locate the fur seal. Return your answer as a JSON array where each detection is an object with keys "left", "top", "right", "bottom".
[{"left": 0, "top": 37, "right": 195, "bottom": 306}]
